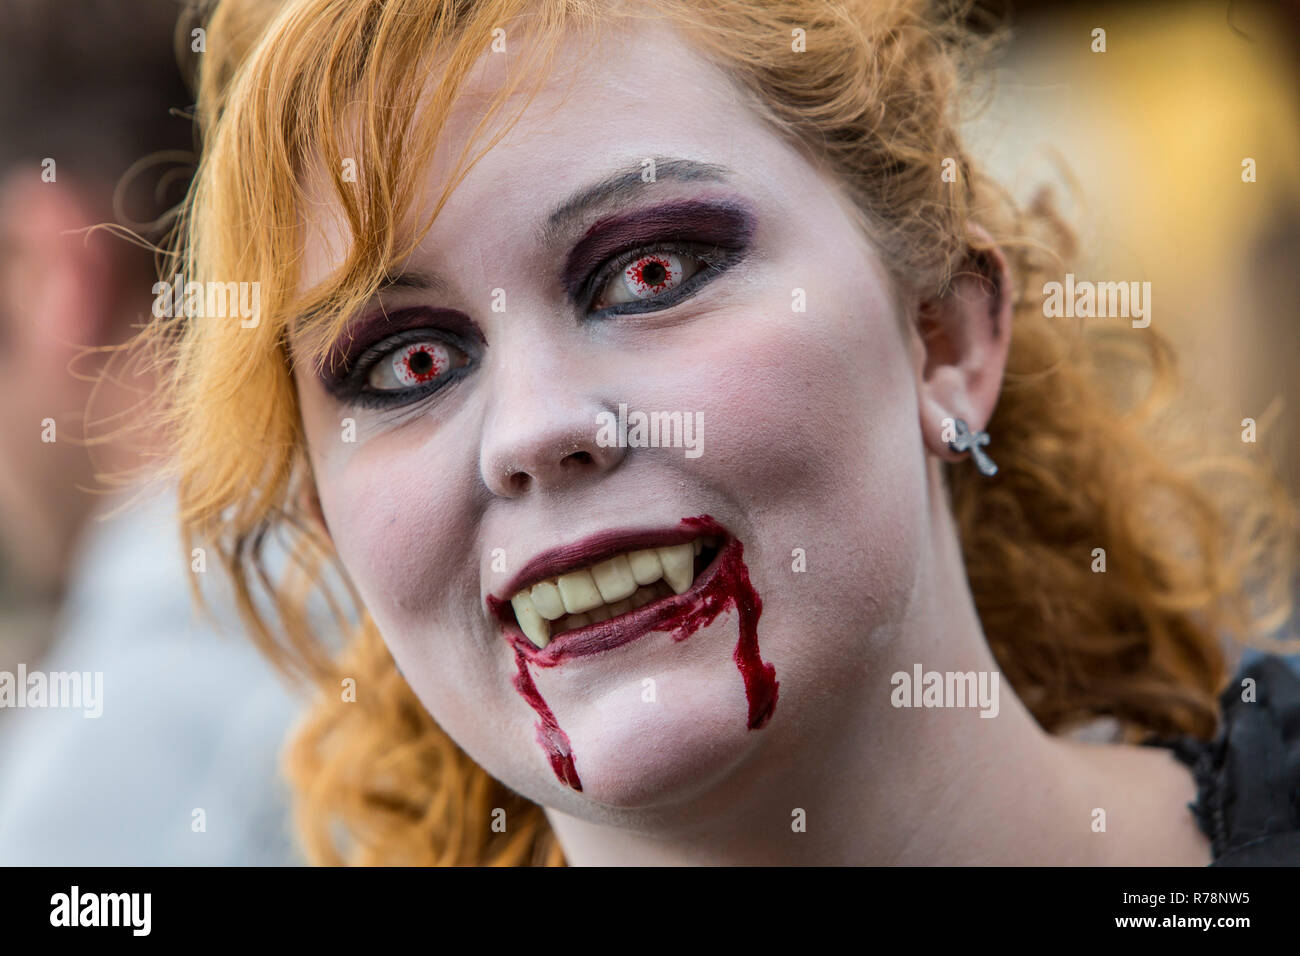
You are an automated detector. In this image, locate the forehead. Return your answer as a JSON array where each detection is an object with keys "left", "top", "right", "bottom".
[{"left": 296, "top": 17, "right": 799, "bottom": 293}]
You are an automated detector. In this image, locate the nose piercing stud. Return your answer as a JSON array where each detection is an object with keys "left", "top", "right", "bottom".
[{"left": 948, "top": 418, "right": 998, "bottom": 477}]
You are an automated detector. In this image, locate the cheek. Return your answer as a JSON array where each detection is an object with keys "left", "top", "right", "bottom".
[
  {"left": 306, "top": 409, "right": 479, "bottom": 637},
  {"left": 671, "top": 258, "right": 928, "bottom": 691},
  {"left": 306, "top": 412, "right": 519, "bottom": 763},
  {"left": 701, "top": 269, "right": 924, "bottom": 541}
]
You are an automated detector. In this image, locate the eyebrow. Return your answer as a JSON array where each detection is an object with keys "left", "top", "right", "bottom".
[
  {"left": 322, "top": 156, "right": 734, "bottom": 322},
  {"left": 371, "top": 269, "right": 445, "bottom": 296},
  {"left": 540, "top": 156, "right": 734, "bottom": 247}
]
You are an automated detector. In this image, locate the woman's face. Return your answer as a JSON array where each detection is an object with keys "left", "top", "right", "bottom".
[{"left": 292, "top": 20, "right": 931, "bottom": 814}]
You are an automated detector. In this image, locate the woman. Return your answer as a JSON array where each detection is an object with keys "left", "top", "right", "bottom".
[{"left": 151, "top": 0, "right": 1297, "bottom": 864}]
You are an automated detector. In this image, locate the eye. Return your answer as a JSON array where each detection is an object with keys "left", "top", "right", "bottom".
[
  {"left": 367, "top": 339, "right": 470, "bottom": 392},
  {"left": 592, "top": 250, "right": 708, "bottom": 311}
]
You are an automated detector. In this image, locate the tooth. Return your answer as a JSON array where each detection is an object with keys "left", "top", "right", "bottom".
[
  {"left": 557, "top": 569, "right": 604, "bottom": 613},
  {"left": 630, "top": 587, "right": 656, "bottom": 608},
  {"left": 693, "top": 539, "right": 702, "bottom": 555},
  {"left": 564, "top": 612, "right": 591, "bottom": 630},
  {"left": 587, "top": 604, "right": 612, "bottom": 623},
  {"left": 511, "top": 592, "right": 551, "bottom": 649},
  {"left": 606, "top": 598, "right": 631, "bottom": 617},
  {"left": 627, "top": 548, "right": 663, "bottom": 585},
  {"left": 656, "top": 543, "right": 694, "bottom": 594},
  {"left": 528, "top": 580, "right": 566, "bottom": 620},
  {"left": 591, "top": 554, "right": 637, "bottom": 602}
]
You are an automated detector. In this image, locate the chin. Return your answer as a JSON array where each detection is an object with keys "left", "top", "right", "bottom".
[{"left": 521, "top": 618, "right": 764, "bottom": 810}]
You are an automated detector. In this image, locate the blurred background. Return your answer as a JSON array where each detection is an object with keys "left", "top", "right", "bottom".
[
  {"left": 970, "top": 0, "right": 1300, "bottom": 495},
  {"left": 0, "top": 0, "right": 1295, "bottom": 864},
  {"left": 0, "top": 0, "right": 305, "bottom": 864}
]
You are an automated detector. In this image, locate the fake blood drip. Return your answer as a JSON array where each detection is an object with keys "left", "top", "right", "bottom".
[
  {"left": 668, "top": 515, "right": 778, "bottom": 729},
  {"left": 511, "top": 648, "right": 583, "bottom": 791},
  {"left": 509, "top": 514, "right": 779, "bottom": 790}
]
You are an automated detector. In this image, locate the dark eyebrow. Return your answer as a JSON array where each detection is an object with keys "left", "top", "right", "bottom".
[
  {"left": 540, "top": 156, "right": 734, "bottom": 247},
  {"left": 294, "top": 268, "right": 443, "bottom": 334},
  {"left": 310, "top": 157, "right": 733, "bottom": 328},
  {"left": 375, "top": 269, "right": 445, "bottom": 294},
  {"left": 396, "top": 158, "right": 732, "bottom": 289}
]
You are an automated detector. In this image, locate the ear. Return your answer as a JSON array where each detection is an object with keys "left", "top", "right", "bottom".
[{"left": 914, "top": 225, "right": 1013, "bottom": 464}]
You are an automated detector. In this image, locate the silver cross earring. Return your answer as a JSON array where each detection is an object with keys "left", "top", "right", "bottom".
[{"left": 949, "top": 418, "right": 998, "bottom": 477}]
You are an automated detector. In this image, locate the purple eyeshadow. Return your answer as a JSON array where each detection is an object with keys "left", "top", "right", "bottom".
[
  {"left": 321, "top": 307, "right": 480, "bottom": 376},
  {"left": 560, "top": 197, "right": 757, "bottom": 300},
  {"left": 312, "top": 195, "right": 758, "bottom": 400}
]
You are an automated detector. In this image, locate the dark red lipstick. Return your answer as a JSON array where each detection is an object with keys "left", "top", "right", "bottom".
[{"left": 496, "top": 514, "right": 779, "bottom": 792}]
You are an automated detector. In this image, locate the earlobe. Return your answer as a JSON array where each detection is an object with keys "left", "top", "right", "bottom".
[{"left": 914, "top": 225, "right": 1013, "bottom": 463}]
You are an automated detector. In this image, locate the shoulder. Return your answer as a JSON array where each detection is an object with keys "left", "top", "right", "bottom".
[{"left": 1156, "top": 653, "right": 1300, "bottom": 866}]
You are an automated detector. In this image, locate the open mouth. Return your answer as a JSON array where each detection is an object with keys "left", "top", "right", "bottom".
[
  {"left": 499, "top": 516, "right": 776, "bottom": 789},
  {"left": 495, "top": 533, "right": 727, "bottom": 653}
]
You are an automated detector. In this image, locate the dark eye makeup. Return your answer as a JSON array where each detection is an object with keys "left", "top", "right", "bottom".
[
  {"left": 318, "top": 320, "right": 478, "bottom": 409},
  {"left": 579, "top": 240, "right": 741, "bottom": 317},
  {"left": 316, "top": 196, "right": 757, "bottom": 409}
]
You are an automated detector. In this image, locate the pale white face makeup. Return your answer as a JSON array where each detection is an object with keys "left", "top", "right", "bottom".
[{"left": 291, "top": 21, "right": 933, "bottom": 818}]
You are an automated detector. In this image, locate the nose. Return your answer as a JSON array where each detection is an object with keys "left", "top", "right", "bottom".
[{"left": 480, "top": 361, "right": 627, "bottom": 498}]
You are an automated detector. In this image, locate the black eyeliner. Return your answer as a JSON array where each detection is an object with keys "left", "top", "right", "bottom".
[
  {"left": 320, "top": 323, "right": 477, "bottom": 408},
  {"left": 581, "top": 240, "right": 748, "bottom": 319}
]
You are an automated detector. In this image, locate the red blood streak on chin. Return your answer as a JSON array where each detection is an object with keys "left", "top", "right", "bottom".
[
  {"left": 511, "top": 647, "right": 583, "bottom": 791},
  {"left": 672, "top": 515, "right": 780, "bottom": 729}
]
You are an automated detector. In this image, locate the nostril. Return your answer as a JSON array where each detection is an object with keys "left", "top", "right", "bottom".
[{"left": 564, "top": 450, "right": 594, "bottom": 466}]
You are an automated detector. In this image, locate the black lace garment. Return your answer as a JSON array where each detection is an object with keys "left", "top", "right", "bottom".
[{"left": 1147, "top": 654, "right": 1300, "bottom": 866}]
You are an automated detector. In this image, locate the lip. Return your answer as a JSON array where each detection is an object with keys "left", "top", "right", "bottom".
[
  {"left": 490, "top": 519, "right": 728, "bottom": 605},
  {"left": 487, "top": 515, "right": 734, "bottom": 665}
]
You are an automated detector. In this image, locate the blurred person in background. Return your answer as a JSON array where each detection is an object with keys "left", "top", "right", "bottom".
[{"left": 0, "top": 0, "right": 304, "bottom": 865}]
